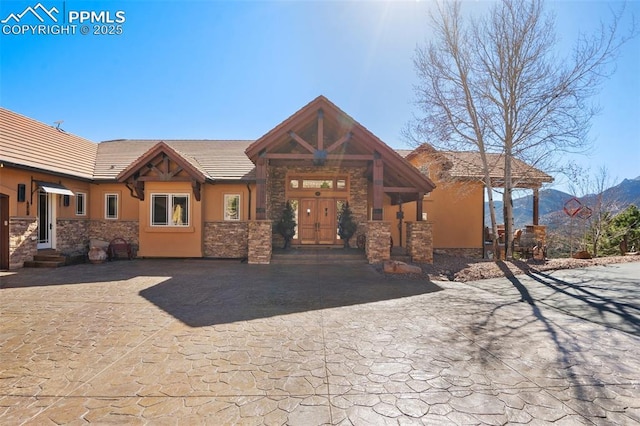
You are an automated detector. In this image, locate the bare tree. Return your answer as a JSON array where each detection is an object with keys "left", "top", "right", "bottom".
[
  {"left": 408, "top": 0, "right": 635, "bottom": 258},
  {"left": 408, "top": 1, "right": 503, "bottom": 258},
  {"left": 567, "top": 164, "right": 621, "bottom": 257}
]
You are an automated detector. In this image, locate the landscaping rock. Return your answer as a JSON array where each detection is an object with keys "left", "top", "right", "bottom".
[{"left": 383, "top": 260, "right": 422, "bottom": 275}]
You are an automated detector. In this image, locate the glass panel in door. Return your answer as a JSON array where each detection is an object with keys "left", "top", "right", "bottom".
[{"left": 38, "top": 191, "right": 52, "bottom": 249}]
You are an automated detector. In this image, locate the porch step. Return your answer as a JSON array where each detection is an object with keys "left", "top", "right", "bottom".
[
  {"left": 271, "top": 247, "right": 367, "bottom": 265},
  {"left": 390, "top": 247, "right": 412, "bottom": 263},
  {"left": 24, "top": 250, "right": 68, "bottom": 268}
]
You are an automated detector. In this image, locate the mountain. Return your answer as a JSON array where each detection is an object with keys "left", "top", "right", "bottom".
[
  {"left": 485, "top": 188, "right": 571, "bottom": 227},
  {"left": 485, "top": 176, "right": 640, "bottom": 228}
]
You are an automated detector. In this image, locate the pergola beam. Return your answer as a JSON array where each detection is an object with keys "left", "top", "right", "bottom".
[{"left": 372, "top": 154, "right": 383, "bottom": 220}]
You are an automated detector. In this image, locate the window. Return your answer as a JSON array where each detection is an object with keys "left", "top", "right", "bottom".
[
  {"left": 302, "top": 179, "right": 333, "bottom": 189},
  {"left": 287, "top": 176, "right": 348, "bottom": 192},
  {"left": 289, "top": 199, "right": 299, "bottom": 239},
  {"left": 76, "top": 192, "right": 86, "bottom": 216},
  {"left": 105, "top": 193, "right": 118, "bottom": 219},
  {"left": 151, "top": 194, "right": 189, "bottom": 226},
  {"left": 224, "top": 194, "right": 241, "bottom": 221}
]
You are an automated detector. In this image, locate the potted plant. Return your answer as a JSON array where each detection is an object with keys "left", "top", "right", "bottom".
[
  {"left": 275, "top": 201, "right": 297, "bottom": 249},
  {"left": 338, "top": 202, "right": 358, "bottom": 248}
]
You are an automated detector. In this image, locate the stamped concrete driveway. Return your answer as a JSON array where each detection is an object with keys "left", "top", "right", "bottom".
[{"left": 1, "top": 259, "right": 639, "bottom": 425}]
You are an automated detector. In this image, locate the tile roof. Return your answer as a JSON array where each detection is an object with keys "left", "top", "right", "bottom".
[
  {"left": 441, "top": 151, "right": 553, "bottom": 184},
  {"left": 406, "top": 144, "right": 553, "bottom": 187},
  {"left": 94, "top": 140, "right": 256, "bottom": 181},
  {"left": 1, "top": 107, "right": 551, "bottom": 187},
  {"left": 0, "top": 108, "right": 97, "bottom": 180},
  {"left": 395, "top": 149, "right": 413, "bottom": 158}
]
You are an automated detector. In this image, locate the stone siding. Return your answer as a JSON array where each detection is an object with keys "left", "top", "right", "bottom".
[
  {"left": 406, "top": 221, "right": 433, "bottom": 264},
  {"left": 204, "top": 222, "right": 248, "bottom": 258},
  {"left": 248, "top": 221, "right": 272, "bottom": 264},
  {"left": 9, "top": 217, "right": 37, "bottom": 269},
  {"left": 365, "top": 221, "right": 391, "bottom": 264},
  {"left": 57, "top": 219, "right": 90, "bottom": 256},
  {"left": 527, "top": 225, "right": 547, "bottom": 246},
  {"left": 434, "top": 248, "right": 484, "bottom": 259},
  {"left": 89, "top": 220, "right": 139, "bottom": 255}
]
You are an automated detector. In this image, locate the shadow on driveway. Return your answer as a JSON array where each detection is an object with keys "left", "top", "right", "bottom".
[{"left": 138, "top": 261, "right": 442, "bottom": 327}]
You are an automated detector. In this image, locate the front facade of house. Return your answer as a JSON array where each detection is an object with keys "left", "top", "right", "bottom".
[
  {"left": 0, "top": 96, "right": 551, "bottom": 270},
  {"left": 0, "top": 97, "right": 437, "bottom": 269}
]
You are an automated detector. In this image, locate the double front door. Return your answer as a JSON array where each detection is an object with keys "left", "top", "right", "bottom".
[{"left": 298, "top": 198, "right": 337, "bottom": 245}]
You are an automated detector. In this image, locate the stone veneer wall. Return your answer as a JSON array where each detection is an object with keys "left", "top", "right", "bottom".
[
  {"left": 89, "top": 220, "right": 139, "bottom": 255},
  {"left": 406, "top": 221, "right": 433, "bottom": 264},
  {"left": 56, "top": 219, "right": 90, "bottom": 256},
  {"left": 365, "top": 221, "right": 391, "bottom": 264},
  {"left": 267, "top": 165, "right": 369, "bottom": 246},
  {"left": 528, "top": 225, "right": 547, "bottom": 246},
  {"left": 9, "top": 217, "right": 38, "bottom": 269},
  {"left": 248, "top": 221, "right": 272, "bottom": 264},
  {"left": 204, "top": 222, "right": 248, "bottom": 258},
  {"left": 434, "top": 248, "right": 484, "bottom": 259}
]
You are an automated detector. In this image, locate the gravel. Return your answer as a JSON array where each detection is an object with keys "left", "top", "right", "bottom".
[{"left": 413, "top": 253, "right": 640, "bottom": 282}]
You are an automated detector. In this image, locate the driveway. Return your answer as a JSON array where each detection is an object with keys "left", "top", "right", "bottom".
[{"left": 1, "top": 260, "right": 639, "bottom": 425}]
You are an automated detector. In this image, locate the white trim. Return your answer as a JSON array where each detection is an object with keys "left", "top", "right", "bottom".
[
  {"left": 105, "top": 193, "right": 118, "bottom": 220},
  {"left": 223, "top": 193, "right": 241, "bottom": 221},
  {"left": 150, "top": 193, "right": 190, "bottom": 227},
  {"left": 75, "top": 192, "right": 87, "bottom": 216}
]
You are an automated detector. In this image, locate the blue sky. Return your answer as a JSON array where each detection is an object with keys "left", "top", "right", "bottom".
[{"left": 1, "top": 0, "right": 638, "bottom": 191}]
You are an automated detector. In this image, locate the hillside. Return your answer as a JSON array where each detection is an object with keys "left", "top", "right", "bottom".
[{"left": 485, "top": 176, "right": 640, "bottom": 228}]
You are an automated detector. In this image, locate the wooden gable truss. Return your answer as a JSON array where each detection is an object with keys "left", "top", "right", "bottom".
[
  {"left": 246, "top": 96, "right": 436, "bottom": 220},
  {"left": 116, "top": 142, "right": 207, "bottom": 201}
]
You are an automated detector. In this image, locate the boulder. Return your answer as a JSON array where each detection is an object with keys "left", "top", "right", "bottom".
[
  {"left": 572, "top": 250, "right": 592, "bottom": 259},
  {"left": 383, "top": 260, "right": 422, "bottom": 275}
]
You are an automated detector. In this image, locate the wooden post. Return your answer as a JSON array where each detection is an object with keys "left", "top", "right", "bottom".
[
  {"left": 416, "top": 192, "right": 424, "bottom": 221},
  {"left": 317, "top": 109, "right": 324, "bottom": 151},
  {"left": 533, "top": 187, "right": 539, "bottom": 225},
  {"left": 256, "top": 157, "right": 267, "bottom": 220},
  {"left": 372, "top": 154, "right": 383, "bottom": 221}
]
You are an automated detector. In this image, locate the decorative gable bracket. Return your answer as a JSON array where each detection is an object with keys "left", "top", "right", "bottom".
[{"left": 117, "top": 141, "right": 207, "bottom": 201}]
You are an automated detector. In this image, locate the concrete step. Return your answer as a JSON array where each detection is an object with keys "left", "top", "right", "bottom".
[
  {"left": 271, "top": 247, "right": 367, "bottom": 265},
  {"left": 24, "top": 260, "right": 66, "bottom": 268},
  {"left": 34, "top": 254, "right": 67, "bottom": 263},
  {"left": 24, "top": 250, "right": 70, "bottom": 268}
]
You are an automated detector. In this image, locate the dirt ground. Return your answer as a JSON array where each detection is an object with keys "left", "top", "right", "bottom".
[{"left": 419, "top": 253, "right": 640, "bottom": 282}]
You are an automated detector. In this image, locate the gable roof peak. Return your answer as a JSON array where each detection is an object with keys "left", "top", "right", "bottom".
[{"left": 116, "top": 140, "right": 207, "bottom": 183}]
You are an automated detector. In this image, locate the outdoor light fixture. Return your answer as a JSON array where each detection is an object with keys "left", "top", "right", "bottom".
[{"left": 306, "top": 208, "right": 311, "bottom": 216}]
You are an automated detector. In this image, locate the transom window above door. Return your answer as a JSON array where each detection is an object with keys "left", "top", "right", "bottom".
[{"left": 288, "top": 176, "right": 348, "bottom": 191}]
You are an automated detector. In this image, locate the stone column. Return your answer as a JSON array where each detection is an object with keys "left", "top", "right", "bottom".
[
  {"left": 526, "top": 225, "right": 547, "bottom": 245},
  {"left": 406, "top": 221, "right": 433, "bottom": 264},
  {"left": 365, "top": 221, "right": 391, "bottom": 264},
  {"left": 532, "top": 225, "right": 547, "bottom": 260},
  {"left": 248, "top": 220, "right": 272, "bottom": 264}
]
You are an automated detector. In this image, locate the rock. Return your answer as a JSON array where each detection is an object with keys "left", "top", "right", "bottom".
[
  {"left": 88, "top": 246, "right": 108, "bottom": 264},
  {"left": 383, "top": 261, "right": 422, "bottom": 274},
  {"left": 572, "top": 250, "right": 592, "bottom": 259}
]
